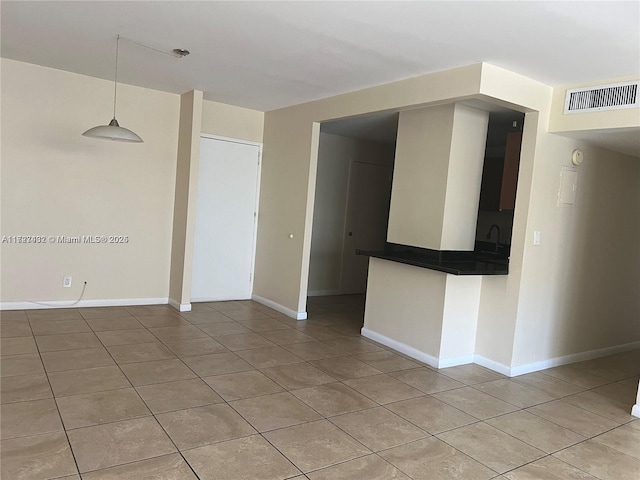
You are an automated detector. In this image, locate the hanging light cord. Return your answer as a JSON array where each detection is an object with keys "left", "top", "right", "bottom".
[
  {"left": 118, "top": 36, "right": 185, "bottom": 58},
  {"left": 112, "top": 34, "right": 180, "bottom": 120},
  {"left": 113, "top": 34, "right": 120, "bottom": 119}
]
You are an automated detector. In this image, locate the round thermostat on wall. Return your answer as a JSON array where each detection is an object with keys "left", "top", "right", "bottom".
[{"left": 571, "top": 149, "right": 584, "bottom": 166}]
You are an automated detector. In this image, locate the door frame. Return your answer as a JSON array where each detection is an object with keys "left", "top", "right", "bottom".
[{"left": 193, "top": 134, "right": 262, "bottom": 301}]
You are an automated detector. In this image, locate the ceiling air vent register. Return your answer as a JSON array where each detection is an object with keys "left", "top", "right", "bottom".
[{"left": 564, "top": 81, "right": 638, "bottom": 114}]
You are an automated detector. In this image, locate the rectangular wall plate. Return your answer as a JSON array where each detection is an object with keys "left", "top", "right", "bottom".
[{"left": 558, "top": 166, "right": 578, "bottom": 206}]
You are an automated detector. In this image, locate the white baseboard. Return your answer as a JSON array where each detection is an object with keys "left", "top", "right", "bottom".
[
  {"left": 362, "top": 327, "right": 640, "bottom": 377},
  {"left": 168, "top": 299, "right": 191, "bottom": 313},
  {"left": 474, "top": 355, "right": 513, "bottom": 376},
  {"left": 438, "top": 354, "right": 475, "bottom": 369},
  {"left": 632, "top": 404, "right": 640, "bottom": 418},
  {"left": 251, "top": 294, "right": 307, "bottom": 320},
  {"left": 508, "top": 341, "right": 640, "bottom": 377},
  {"left": 1, "top": 297, "right": 169, "bottom": 310},
  {"left": 362, "top": 328, "right": 475, "bottom": 369},
  {"left": 361, "top": 328, "right": 440, "bottom": 368}
]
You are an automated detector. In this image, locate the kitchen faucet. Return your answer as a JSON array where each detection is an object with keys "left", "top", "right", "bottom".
[{"left": 486, "top": 224, "right": 501, "bottom": 252}]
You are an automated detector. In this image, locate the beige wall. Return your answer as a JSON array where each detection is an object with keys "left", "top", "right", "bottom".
[
  {"left": 364, "top": 258, "right": 446, "bottom": 357},
  {"left": 475, "top": 111, "right": 545, "bottom": 367},
  {"left": 0, "top": 59, "right": 179, "bottom": 303},
  {"left": 168, "top": 91, "right": 203, "bottom": 308},
  {"left": 511, "top": 138, "right": 640, "bottom": 367},
  {"left": 201, "top": 100, "right": 264, "bottom": 143},
  {"left": 253, "top": 112, "right": 317, "bottom": 313},
  {"left": 0, "top": 59, "right": 265, "bottom": 308},
  {"left": 5, "top": 55, "right": 636, "bottom": 373},
  {"left": 254, "top": 60, "right": 639, "bottom": 372},
  {"left": 254, "top": 63, "right": 487, "bottom": 314},
  {"left": 476, "top": 105, "right": 640, "bottom": 371},
  {"left": 308, "top": 132, "right": 394, "bottom": 294}
]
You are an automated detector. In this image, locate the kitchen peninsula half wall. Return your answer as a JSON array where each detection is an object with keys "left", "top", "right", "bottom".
[{"left": 362, "top": 102, "right": 500, "bottom": 370}]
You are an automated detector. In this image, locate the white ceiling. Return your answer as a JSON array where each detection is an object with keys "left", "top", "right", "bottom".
[
  {"left": 322, "top": 112, "right": 399, "bottom": 145},
  {"left": 2, "top": 1, "right": 639, "bottom": 112}
]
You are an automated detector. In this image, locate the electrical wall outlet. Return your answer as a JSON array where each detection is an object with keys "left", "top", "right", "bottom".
[{"left": 63, "top": 275, "right": 72, "bottom": 288}]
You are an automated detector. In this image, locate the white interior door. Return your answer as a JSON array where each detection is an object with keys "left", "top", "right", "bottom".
[
  {"left": 191, "top": 136, "right": 261, "bottom": 301},
  {"left": 340, "top": 161, "right": 393, "bottom": 294}
]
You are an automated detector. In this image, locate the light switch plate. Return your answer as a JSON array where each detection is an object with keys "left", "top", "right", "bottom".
[{"left": 533, "top": 231, "right": 541, "bottom": 246}]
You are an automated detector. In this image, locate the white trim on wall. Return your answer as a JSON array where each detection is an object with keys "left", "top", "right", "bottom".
[
  {"left": 632, "top": 404, "right": 640, "bottom": 418},
  {"left": 362, "top": 328, "right": 476, "bottom": 369},
  {"left": 361, "top": 328, "right": 440, "bottom": 368},
  {"left": 362, "top": 326, "right": 640, "bottom": 377},
  {"left": 438, "top": 354, "right": 476, "bottom": 369},
  {"left": 251, "top": 294, "right": 307, "bottom": 320},
  {"left": 473, "top": 355, "right": 512, "bottom": 376},
  {"left": 168, "top": 298, "right": 192, "bottom": 312},
  {"left": 478, "top": 342, "right": 640, "bottom": 376},
  {"left": 1, "top": 297, "right": 169, "bottom": 311},
  {"left": 200, "top": 133, "right": 263, "bottom": 149},
  {"left": 506, "top": 341, "right": 640, "bottom": 377}
]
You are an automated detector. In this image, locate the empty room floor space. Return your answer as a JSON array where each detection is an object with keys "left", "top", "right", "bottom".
[{"left": 1, "top": 296, "right": 639, "bottom": 480}]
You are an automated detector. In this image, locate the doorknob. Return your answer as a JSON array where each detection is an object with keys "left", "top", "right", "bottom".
[{"left": 348, "top": 232, "right": 353, "bottom": 237}]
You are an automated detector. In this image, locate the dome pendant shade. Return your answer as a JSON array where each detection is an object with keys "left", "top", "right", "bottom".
[
  {"left": 82, "top": 118, "right": 143, "bottom": 143},
  {"left": 82, "top": 35, "right": 143, "bottom": 143}
]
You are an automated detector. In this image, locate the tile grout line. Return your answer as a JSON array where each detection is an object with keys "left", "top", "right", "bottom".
[
  {"left": 86, "top": 309, "right": 204, "bottom": 479},
  {"left": 125, "top": 306, "right": 357, "bottom": 477},
  {"left": 5, "top": 303, "right": 638, "bottom": 479},
  {"left": 27, "top": 318, "right": 85, "bottom": 479}
]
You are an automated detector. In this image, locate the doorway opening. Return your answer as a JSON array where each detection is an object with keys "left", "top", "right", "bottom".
[
  {"left": 307, "top": 112, "right": 398, "bottom": 307},
  {"left": 475, "top": 110, "right": 526, "bottom": 257}
]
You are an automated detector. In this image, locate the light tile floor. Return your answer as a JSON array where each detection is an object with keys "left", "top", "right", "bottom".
[{"left": 1, "top": 295, "right": 638, "bottom": 479}]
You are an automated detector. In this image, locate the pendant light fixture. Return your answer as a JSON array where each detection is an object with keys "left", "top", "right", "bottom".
[{"left": 83, "top": 34, "right": 143, "bottom": 143}]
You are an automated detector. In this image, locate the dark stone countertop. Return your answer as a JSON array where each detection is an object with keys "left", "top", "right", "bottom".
[{"left": 358, "top": 242, "right": 509, "bottom": 276}]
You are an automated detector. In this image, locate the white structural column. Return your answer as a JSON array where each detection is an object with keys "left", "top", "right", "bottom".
[
  {"left": 387, "top": 103, "right": 489, "bottom": 250},
  {"left": 168, "top": 90, "right": 204, "bottom": 312},
  {"left": 363, "top": 103, "right": 489, "bottom": 367}
]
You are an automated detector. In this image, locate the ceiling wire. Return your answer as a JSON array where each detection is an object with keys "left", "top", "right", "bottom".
[
  {"left": 113, "top": 34, "right": 119, "bottom": 118},
  {"left": 118, "top": 36, "right": 188, "bottom": 58}
]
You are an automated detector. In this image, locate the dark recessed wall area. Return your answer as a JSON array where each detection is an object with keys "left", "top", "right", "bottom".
[{"left": 475, "top": 111, "right": 526, "bottom": 250}]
